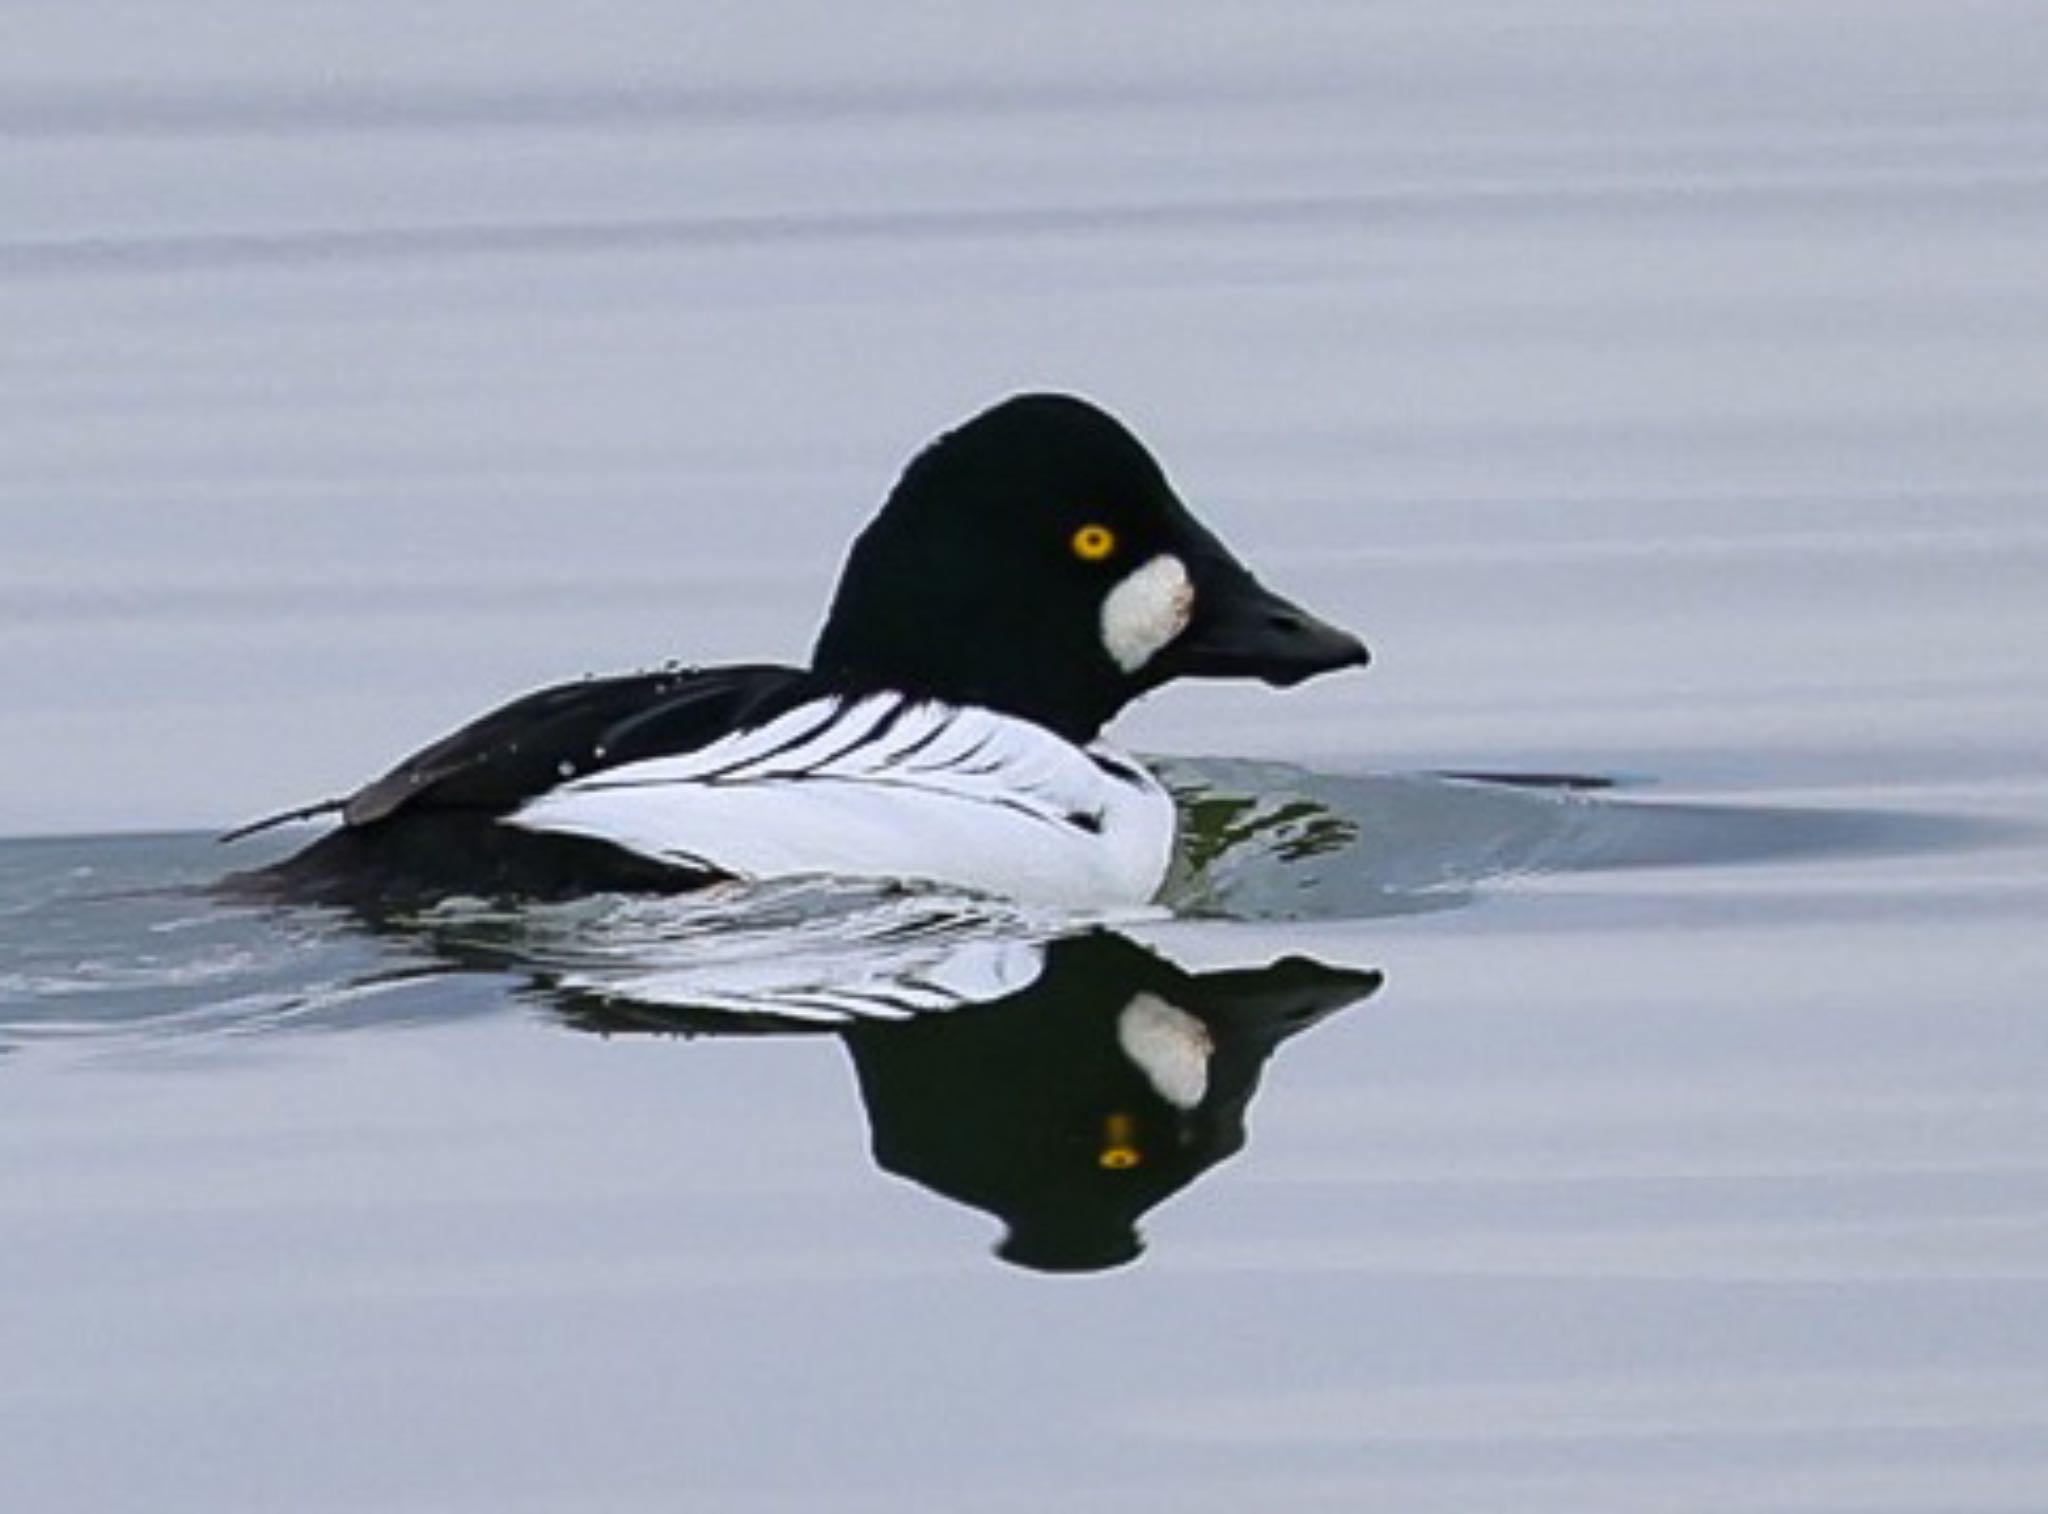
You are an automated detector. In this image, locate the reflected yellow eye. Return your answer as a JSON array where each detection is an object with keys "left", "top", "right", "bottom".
[
  {"left": 1070, "top": 523, "right": 1117, "bottom": 562},
  {"left": 1098, "top": 1111, "right": 1142, "bottom": 1169}
]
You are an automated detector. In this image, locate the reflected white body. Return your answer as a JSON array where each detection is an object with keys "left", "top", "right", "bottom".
[{"left": 508, "top": 693, "right": 1177, "bottom": 909}]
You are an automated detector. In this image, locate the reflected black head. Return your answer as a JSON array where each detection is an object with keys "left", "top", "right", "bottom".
[
  {"left": 811, "top": 394, "right": 1367, "bottom": 743},
  {"left": 843, "top": 930, "right": 1383, "bottom": 1274}
]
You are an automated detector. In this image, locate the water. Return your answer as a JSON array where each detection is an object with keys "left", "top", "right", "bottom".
[{"left": 5, "top": 3, "right": 2048, "bottom": 1509}]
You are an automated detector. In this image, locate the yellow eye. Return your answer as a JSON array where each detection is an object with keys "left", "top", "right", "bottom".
[{"left": 1071, "top": 523, "right": 1117, "bottom": 562}]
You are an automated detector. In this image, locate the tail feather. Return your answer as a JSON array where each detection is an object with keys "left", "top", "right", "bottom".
[{"left": 219, "top": 797, "right": 348, "bottom": 844}]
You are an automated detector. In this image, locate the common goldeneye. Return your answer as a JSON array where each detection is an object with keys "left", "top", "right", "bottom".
[{"left": 233, "top": 393, "right": 1367, "bottom": 907}]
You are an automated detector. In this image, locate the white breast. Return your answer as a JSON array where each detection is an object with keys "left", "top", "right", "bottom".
[{"left": 505, "top": 694, "right": 1177, "bottom": 908}]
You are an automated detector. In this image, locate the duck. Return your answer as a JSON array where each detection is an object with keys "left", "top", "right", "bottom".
[{"left": 230, "top": 393, "right": 1368, "bottom": 909}]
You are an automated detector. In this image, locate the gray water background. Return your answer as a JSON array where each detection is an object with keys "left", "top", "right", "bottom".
[{"left": 4, "top": 4, "right": 2048, "bottom": 1510}]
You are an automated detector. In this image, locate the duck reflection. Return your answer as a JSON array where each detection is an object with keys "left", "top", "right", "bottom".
[{"left": 549, "top": 928, "right": 1380, "bottom": 1273}]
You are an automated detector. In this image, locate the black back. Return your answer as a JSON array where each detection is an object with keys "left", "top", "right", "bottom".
[
  {"left": 340, "top": 663, "right": 817, "bottom": 825},
  {"left": 227, "top": 665, "right": 821, "bottom": 906}
]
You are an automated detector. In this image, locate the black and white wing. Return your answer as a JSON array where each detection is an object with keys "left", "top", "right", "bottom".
[
  {"left": 508, "top": 693, "right": 1177, "bottom": 906},
  {"left": 237, "top": 667, "right": 1174, "bottom": 909},
  {"left": 338, "top": 663, "right": 819, "bottom": 826}
]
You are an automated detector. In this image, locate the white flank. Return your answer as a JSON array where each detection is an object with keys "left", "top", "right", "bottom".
[
  {"left": 506, "top": 695, "right": 1176, "bottom": 908},
  {"left": 1115, "top": 992, "right": 1214, "bottom": 1109},
  {"left": 1100, "top": 554, "right": 1195, "bottom": 672}
]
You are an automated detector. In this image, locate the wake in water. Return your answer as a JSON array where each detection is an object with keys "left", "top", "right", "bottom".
[{"left": 0, "top": 756, "right": 2003, "bottom": 1050}]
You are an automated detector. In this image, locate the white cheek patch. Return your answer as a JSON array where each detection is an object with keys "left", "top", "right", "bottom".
[
  {"left": 1116, "top": 992, "right": 1214, "bottom": 1109},
  {"left": 1100, "top": 553, "right": 1195, "bottom": 672}
]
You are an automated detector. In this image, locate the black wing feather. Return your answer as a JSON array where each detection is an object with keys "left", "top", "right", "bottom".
[{"left": 341, "top": 663, "right": 821, "bottom": 827}]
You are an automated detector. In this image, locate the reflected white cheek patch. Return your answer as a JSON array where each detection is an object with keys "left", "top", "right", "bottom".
[
  {"left": 1116, "top": 992, "right": 1213, "bottom": 1109},
  {"left": 1100, "top": 554, "right": 1194, "bottom": 672}
]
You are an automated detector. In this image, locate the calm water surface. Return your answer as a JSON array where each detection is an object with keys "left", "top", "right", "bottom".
[{"left": 4, "top": 4, "right": 2048, "bottom": 1510}]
